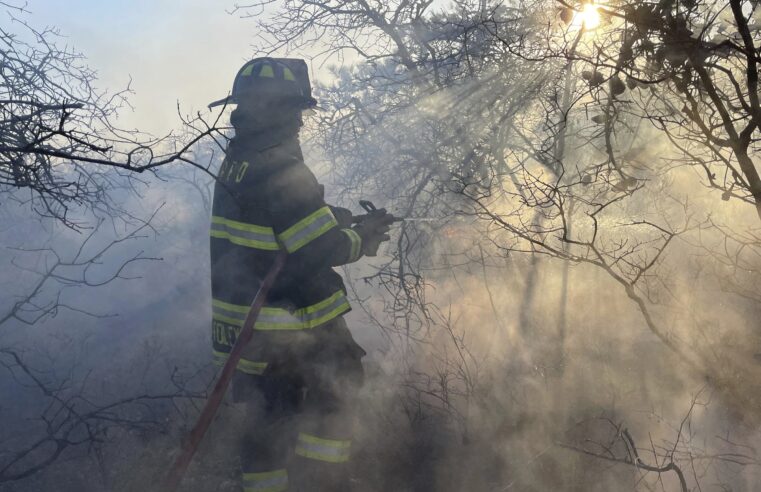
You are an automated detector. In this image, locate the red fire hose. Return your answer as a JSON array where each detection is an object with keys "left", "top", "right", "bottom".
[{"left": 163, "top": 251, "right": 287, "bottom": 491}]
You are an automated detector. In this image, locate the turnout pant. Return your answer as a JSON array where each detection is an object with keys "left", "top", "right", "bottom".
[{"left": 232, "top": 316, "right": 365, "bottom": 492}]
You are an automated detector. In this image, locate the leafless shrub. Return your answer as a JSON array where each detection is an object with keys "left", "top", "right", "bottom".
[{"left": 0, "top": 5, "right": 227, "bottom": 227}]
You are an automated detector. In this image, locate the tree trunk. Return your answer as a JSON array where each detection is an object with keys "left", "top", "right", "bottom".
[{"left": 735, "top": 149, "right": 761, "bottom": 221}]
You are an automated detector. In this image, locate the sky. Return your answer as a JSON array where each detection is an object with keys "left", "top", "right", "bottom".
[{"left": 20, "top": 0, "right": 267, "bottom": 135}]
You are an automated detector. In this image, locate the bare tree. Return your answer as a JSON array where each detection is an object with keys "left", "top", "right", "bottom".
[
  {"left": 0, "top": 2, "right": 226, "bottom": 486},
  {"left": 0, "top": 213, "right": 213, "bottom": 485},
  {"left": 559, "top": 387, "right": 761, "bottom": 491},
  {"left": 1, "top": 3, "right": 228, "bottom": 227},
  {"left": 226, "top": 1, "right": 761, "bottom": 489},
  {"left": 0, "top": 348, "right": 205, "bottom": 484}
]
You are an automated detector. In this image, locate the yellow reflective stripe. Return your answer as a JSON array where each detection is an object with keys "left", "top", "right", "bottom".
[
  {"left": 255, "top": 291, "right": 350, "bottom": 330},
  {"left": 212, "top": 350, "right": 268, "bottom": 375},
  {"left": 295, "top": 433, "right": 351, "bottom": 463},
  {"left": 294, "top": 448, "right": 350, "bottom": 463},
  {"left": 306, "top": 294, "right": 350, "bottom": 326},
  {"left": 303, "top": 290, "right": 345, "bottom": 314},
  {"left": 212, "top": 298, "right": 250, "bottom": 314},
  {"left": 211, "top": 216, "right": 273, "bottom": 234},
  {"left": 242, "top": 468, "right": 287, "bottom": 492},
  {"left": 243, "top": 469, "right": 287, "bottom": 481},
  {"left": 259, "top": 64, "right": 274, "bottom": 78},
  {"left": 277, "top": 206, "right": 337, "bottom": 253},
  {"left": 297, "top": 433, "right": 351, "bottom": 448},
  {"left": 237, "top": 359, "right": 268, "bottom": 375},
  {"left": 210, "top": 216, "right": 279, "bottom": 251},
  {"left": 212, "top": 314, "right": 245, "bottom": 327},
  {"left": 212, "top": 303, "right": 247, "bottom": 327},
  {"left": 211, "top": 290, "right": 350, "bottom": 331},
  {"left": 342, "top": 228, "right": 362, "bottom": 263},
  {"left": 283, "top": 67, "right": 296, "bottom": 81}
]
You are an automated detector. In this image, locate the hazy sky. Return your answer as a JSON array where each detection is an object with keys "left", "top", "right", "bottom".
[{"left": 21, "top": 0, "right": 264, "bottom": 135}]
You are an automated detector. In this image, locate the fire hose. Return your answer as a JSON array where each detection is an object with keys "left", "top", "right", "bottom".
[{"left": 162, "top": 251, "right": 287, "bottom": 492}]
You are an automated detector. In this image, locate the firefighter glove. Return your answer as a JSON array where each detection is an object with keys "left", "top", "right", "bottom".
[
  {"left": 330, "top": 206, "right": 353, "bottom": 228},
  {"left": 353, "top": 209, "right": 394, "bottom": 256}
]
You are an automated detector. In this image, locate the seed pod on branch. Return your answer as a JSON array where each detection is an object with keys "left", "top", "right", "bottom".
[
  {"left": 609, "top": 77, "right": 626, "bottom": 96},
  {"left": 619, "top": 41, "right": 635, "bottom": 66},
  {"left": 663, "top": 45, "right": 688, "bottom": 67},
  {"left": 623, "top": 176, "right": 638, "bottom": 189},
  {"left": 582, "top": 70, "right": 605, "bottom": 87}
]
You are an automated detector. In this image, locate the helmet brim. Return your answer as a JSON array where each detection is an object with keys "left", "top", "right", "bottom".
[{"left": 208, "top": 95, "right": 235, "bottom": 109}]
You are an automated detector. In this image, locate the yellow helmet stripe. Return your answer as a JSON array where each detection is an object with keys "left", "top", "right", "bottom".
[
  {"left": 259, "top": 64, "right": 275, "bottom": 78},
  {"left": 241, "top": 64, "right": 255, "bottom": 76}
]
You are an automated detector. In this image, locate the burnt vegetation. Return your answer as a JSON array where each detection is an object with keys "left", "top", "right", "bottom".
[{"left": 3, "top": 0, "right": 761, "bottom": 491}]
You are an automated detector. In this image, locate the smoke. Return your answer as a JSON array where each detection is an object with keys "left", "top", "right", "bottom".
[
  {"left": 5, "top": 2, "right": 761, "bottom": 491},
  {"left": 3, "top": 110, "right": 760, "bottom": 492},
  {"left": 302, "top": 46, "right": 761, "bottom": 490}
]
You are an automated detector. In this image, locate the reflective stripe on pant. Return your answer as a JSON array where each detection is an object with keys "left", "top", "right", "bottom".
[
  {"left": 242, "top": 469, "right": 288, "bottom": 492},
  {"left": 294, "top": 432, "right": 351, "bottom": 463},
  {"left": 235, "top": 316, "right": 364, "bottom": 491}
]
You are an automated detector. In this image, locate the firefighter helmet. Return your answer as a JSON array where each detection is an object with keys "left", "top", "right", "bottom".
[{"left": 208, "top": 57, "right": 318, "bottom": 109}]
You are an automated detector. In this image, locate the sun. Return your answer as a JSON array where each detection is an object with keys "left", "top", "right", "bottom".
[{"left": 573, "top": 3, "right": 601, "bottom": 30}]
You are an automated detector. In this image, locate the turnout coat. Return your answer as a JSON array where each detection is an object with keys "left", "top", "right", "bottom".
[{"left": 209, "top": 133, "right": 363, "bottom": 374}]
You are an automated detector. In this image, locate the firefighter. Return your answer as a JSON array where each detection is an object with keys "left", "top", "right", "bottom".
[{"left": 208, "top": 58, "right": 393, "bottom": 492}]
